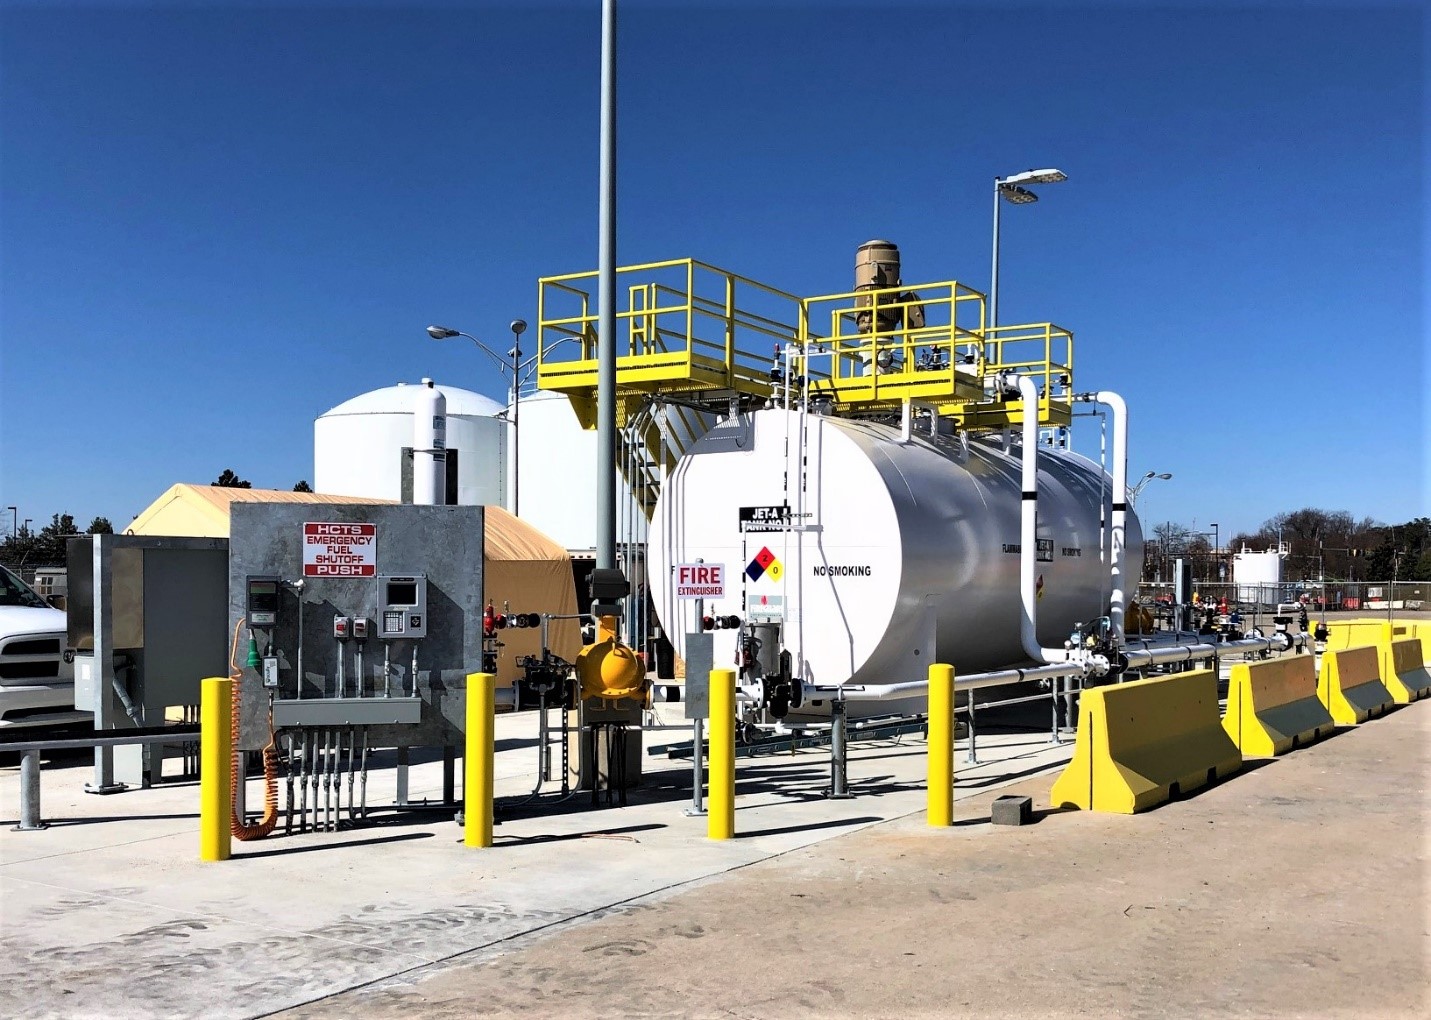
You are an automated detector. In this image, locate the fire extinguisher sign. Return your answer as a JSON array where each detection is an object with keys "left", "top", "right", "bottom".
[{"left": 674, "top": 563, "right": 725, "bottom": 599}]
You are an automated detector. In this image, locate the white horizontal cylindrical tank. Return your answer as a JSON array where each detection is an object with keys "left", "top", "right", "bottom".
[
  {"left": 648, "top": 408, "right": 1144, "bottom": 688},
  {"left": 315, "top": 382, "right": 505, "bottom": 505}
]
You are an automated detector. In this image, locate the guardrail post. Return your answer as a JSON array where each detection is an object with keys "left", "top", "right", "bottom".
[
  {"left": 13, "top": 749, "right": 48, "bottom": 831},
  {"left": 707, "top": 668, "right": 735, "bottom": 840},
  {"left": 199, "top": 677, "right": 232, "bottom": 862},
  {"left": 927, "top": 664, "right": 955, "bottom": 827},
  {"left": 464, "top": 672, "right": 496, "bottom": 848}
]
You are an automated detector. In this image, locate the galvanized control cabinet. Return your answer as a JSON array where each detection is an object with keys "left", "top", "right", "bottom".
[{"left": 228, "top": 503, "right": 484, "bottom": 751}]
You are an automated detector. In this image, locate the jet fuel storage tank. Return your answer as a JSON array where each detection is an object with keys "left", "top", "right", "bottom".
[{"left": 648, "top": 408, "right": 1144, "bottom": 689}]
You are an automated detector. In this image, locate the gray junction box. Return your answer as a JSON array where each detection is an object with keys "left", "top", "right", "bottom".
[{"left": 228, "top": 504, "right": 484, "bottom": 752}]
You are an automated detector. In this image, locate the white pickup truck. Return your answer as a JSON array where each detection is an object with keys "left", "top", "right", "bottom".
[{"left": 0, "top": 563, "right": 83, "bottom": 729}]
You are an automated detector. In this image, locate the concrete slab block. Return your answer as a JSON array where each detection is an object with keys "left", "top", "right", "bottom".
[{"left": 991, "top": 794, "right": 1033, "bottom": 825}]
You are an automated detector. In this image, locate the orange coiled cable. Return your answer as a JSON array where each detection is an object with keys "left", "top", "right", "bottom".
[{"left": 228, "top": 617, "right": 280, "bottom": 840}]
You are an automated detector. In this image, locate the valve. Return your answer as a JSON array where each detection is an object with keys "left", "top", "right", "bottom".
[{"left": 702, "top": 615, "right": 741, "bottom": 631}]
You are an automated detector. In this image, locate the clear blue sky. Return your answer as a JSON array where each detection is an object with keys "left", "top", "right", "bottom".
[{"left": 1, "top": 0, "right": 1425, "bottom": 540}]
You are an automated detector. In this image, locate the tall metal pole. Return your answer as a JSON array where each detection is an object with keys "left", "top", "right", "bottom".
[
  {"left": 511, "top": 344, "right": 521, "bottom": 517},
  {"left": 596, "top": 0, "right": 618, "bottom": 572},
  {"left": 989, "top": 177, "right": 1002, "bottom": 331}
]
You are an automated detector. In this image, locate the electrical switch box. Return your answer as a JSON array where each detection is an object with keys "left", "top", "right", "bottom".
[
  {"left": 246, "top": 575, "right": 281, "bottom": 628},
  {"left": 378, "top": 574, "right": 427, "bottom": 638},
  {"left": 333, "top": 615, "right": 351, "bottom": 640},
  {"left": 351, "top": 616, "right": 370, "bottom": 641},
  {"left": 262, "top": 656, "right": 280, "bottom": 688}
]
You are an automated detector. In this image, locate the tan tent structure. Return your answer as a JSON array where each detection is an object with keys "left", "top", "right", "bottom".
[{"left": 127, "top": 484, "right": 581, "bottom": 687}]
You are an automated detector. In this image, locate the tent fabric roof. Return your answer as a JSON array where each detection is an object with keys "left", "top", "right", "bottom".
[
  {"left": 320, "top": 382, "right": 504, "bottom": 419},
  {"left": 126, "top": 484, "right": 389, "bottom": 537},
  {"left": 126, "top": 484, "right": 566, "bottom": 563}
]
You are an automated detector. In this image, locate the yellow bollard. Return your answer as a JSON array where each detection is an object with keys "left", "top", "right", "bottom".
[
  {"left": 707, "top": 668, "right": 736, "bottom": 840},
  {"left": 927, "top": 664, "right": 955, "bottom": 827},
  {"left": 199, "top": 677, "right": 232, "bottom": 862},
  {"left": 464, "top": 672, "right": 496, "bottom": 848}
]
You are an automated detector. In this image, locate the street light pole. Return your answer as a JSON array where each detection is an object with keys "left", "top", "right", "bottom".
[
  {"left": 508, "top": 319, "right": 527, "bottom": 516},
  {"left": 988, "top": 168, "right": 1067, "bottom": 340},
  {"left": 427, "top": 324, "right": 525, "bottom": 513},
  {"left": 1127, "top": 471, "right": 1173, "bottom": 507},
  {"left": 5, "top": 507, "right": 15, "bottom": 538},
  {"left": 1212, "top": 523, "right": 1220, "bottom": 582}
]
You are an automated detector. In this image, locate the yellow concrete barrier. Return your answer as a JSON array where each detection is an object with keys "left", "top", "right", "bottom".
[
  {"left": 707, "top": 668, "right": 736, "bottom": 840},
  {"left": 1324, "top": 621, "right": 1430, "bottom": 704},
  {"left": 1222, "top": 655, "right": 1334, "bottom": 757},
  {"left": 1384, "top": 637, "right": 1431, "bottom": 703},
  {"left": 927, "top": 664, "right": 955, "bottom": 827},
  {"left": 1317, "top": 646, "right": 1393, "bottom": 725},
  {"left": 1050, "top": 669, "right": 1240, "bottom": 814},
  {"left": 464, "top": 672, "right": 495, "bottom": 849},
  {"left": 199, "top": 677, "right": 232, "bottom": 862}
]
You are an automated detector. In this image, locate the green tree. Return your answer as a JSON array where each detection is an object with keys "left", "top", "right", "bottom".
[
  {"left": 87, "top": 516, "right": 114, "bottom": 534},
  {"left": 293, "top": 480, "right": 313, "bottom": 493},
  {"left": 214, "top": 469, "right": 252, "bottom": 488}
]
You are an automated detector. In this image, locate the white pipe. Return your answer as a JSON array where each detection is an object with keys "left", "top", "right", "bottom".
[
  {"left": 1074, "top": 391, "right": 1128, "bottom": 644},
  {"left": 898, "top": 399, "right": 938, "bottom": 443},
  {"left": 1010, "top": 375, "right": 1066, "bottom": 663},
  {"left": 1097, "top": 391, "right": 1128, "bottom": 646}
]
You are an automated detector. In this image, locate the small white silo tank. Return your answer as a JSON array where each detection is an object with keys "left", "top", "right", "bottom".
[
  {"left": 1233, "top": 547, "right": 1286, "bottom": 605},
  {"left": 315, "top": 381, "right": 506, "bottom": 505},
  {"left": 513, "top": 390, "right": 716, "bottom": 552}
]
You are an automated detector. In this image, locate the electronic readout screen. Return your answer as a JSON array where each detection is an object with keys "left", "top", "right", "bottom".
[{"left": 386, "top": 581, "right": 418, "bottom": 606}]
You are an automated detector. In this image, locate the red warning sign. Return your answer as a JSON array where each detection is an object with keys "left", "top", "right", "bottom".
[{"left": 303, "top": 522, "right": 377, "bottom": 577}]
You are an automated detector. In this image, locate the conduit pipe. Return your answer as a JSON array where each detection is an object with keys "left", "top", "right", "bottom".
[
  {"left": 1074, "top": 391, "right": 1128, "bottom": 645},
  {"left": 1122, "top": 635, "right": 1275, "bottom": 669},
  {"left": 812, "top": 662, "right": 1081, "bottom": 702},
  {"left": 1009, "top": 374, "right": 1067, "bottom": 663}
]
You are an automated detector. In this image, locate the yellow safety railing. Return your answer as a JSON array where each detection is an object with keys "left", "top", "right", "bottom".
[
  {"left": 536, "top": 260, "right": 824, "bottom": 423},
  {"left": 536, "top": 258, "right": 1075, "bottom": 432},
  {"left": 798, "top": 279, "right": 989, "bottom": 407},
  {"left": 960, "top": 321, "right": 1076, "bottom": 426}
]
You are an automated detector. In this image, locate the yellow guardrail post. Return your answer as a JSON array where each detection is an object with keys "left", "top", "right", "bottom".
[
  {"left": 927, "top": 664, "right": 955, "bottom": 827},
  {"left": 464, "top": 672, "right": 496, "bottom": 848},
  {"left": 199, "top": 676, "right": 232, "bottom": 862},
  {"left": 708, "top": 668, "right": 736, "bottom": 840}
]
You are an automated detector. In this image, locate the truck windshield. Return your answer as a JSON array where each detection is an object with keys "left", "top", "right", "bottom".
[{"left": 0, "top": 565, "right": 47, "bottom": 608}]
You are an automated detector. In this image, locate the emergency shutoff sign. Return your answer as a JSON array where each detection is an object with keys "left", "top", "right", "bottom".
[
  {"left": 674, "top": 563, "right": 725, "bottom": 599},
  {"left": 303, "top": 522, "right": 377, "bottom": 577}
]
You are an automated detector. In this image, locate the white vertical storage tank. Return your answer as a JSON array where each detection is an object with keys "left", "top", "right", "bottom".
[
  {"left": 314, "top": 382, "right": 506, "bottom": 504},
  {"left": 513, "top": 391, "right": 720, "bottom": 552},
  {"left": 1233, "top": 547, "right": 1285, "bottom": 606}
]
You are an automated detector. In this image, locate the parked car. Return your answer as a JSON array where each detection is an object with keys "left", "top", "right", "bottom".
[{"left": 0, "top": 563, "right": 82, "bottom": 728}]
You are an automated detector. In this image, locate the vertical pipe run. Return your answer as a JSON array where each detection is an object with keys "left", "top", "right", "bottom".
[
  {"left": 707, "top": 668, "right": 735, "bottom": 840},
  {"left": 1096, "top": 391, "right": 1129, "bottom": 645},
  {"left": 595, "top": 0, "right": 618, "bottom": 573},
  {"left": 465, "top": 672, "right": 496, "bottom": 848},
  {"left": 199, "top": 677, "right": 232, "bottom": 862},
  {"left": 927, "top": 664, "right": 955, "bottom": 827}
]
